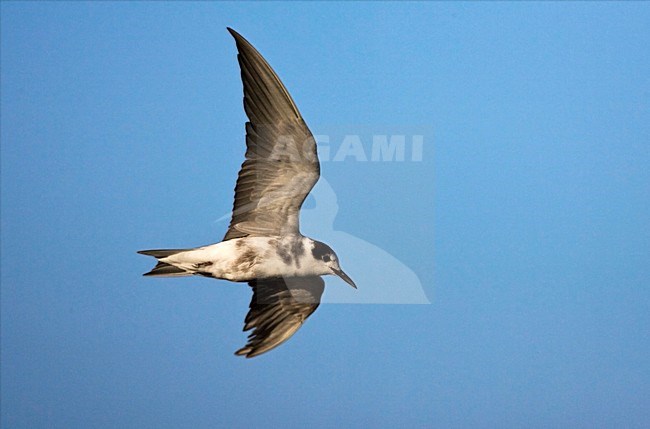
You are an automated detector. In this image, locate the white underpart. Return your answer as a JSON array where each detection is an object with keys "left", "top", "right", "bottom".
[{"left": 159, "top": 236, "right": 330, "bottom": 282}]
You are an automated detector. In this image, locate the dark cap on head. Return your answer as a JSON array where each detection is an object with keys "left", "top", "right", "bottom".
[{"left": 311, "top": 241, "right": 334, "bottom": 260}]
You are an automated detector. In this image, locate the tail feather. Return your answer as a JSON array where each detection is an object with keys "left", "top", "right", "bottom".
[
  {"left": 137, "top": 249, "right": 190, "bottom": 258},
  {"left": 143, "top": 261, "right": 190, "bottom": 277},
  {"left": 138, "top": 248, "right": 194, "bottom": 277}
]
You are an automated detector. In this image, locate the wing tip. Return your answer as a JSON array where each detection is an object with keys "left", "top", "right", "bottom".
[
  {"left": 227, "top": 27, "right": 245, "bottom": 44},
  {"left": 234, "top": 347, "right": 258, "bottom": 358}
]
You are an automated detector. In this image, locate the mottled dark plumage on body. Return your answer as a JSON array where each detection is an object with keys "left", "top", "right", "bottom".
[{"left": 276, "top": 244, "right": 293, "bottom": 265}]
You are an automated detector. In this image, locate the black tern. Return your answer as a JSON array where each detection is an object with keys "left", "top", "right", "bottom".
[{"left": 139, "top": 28, "right": 356, "bottom": 358}]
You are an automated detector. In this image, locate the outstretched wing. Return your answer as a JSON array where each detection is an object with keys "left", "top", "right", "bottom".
[
  {"left": 224, "top": 28, "right": 320, "bottom": 241},
  {"left": 235, "top": 276, "right": 325, "bottom": 358}
]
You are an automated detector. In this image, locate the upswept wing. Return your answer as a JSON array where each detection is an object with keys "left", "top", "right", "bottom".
[
  {"left": 224, "top": 28, "right": 320, "bottom": 240},
  {"left": 235, "top": 276, "right": 324, "bottom": 358}
]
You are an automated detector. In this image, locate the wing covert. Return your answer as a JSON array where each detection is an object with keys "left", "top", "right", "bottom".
[
  {"left": 225, "top": 28, "right": 320, "bottom": 240},
  {"left": 235, "top": 276, "right": 324, "bottom": 358}
]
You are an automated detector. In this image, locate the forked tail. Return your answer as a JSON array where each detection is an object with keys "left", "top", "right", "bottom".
[{"left": 137, "top": 248, "right": 193, "bottom": 277}]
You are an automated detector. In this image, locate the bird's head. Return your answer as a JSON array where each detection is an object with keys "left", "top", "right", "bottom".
[{"left": 311, "top": 241, "right": 356, "bottom": 288}]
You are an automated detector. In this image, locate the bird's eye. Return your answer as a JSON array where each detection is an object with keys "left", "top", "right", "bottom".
[{"left": 322, "top": 255, "right": 331, "bottom": 262}]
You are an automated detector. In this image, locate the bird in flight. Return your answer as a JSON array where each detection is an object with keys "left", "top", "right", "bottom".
[{"left": 138, "top": 28, "right": 356, "bottom": 358}]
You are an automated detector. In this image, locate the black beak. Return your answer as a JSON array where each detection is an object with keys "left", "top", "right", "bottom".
[{"left": 333, "top": 268, "right": 357, "bottom": 289}]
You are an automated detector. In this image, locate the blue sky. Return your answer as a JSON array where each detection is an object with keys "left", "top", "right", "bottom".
[{"left": 2, "top": 2, "right": 649, "bottom": 428}]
